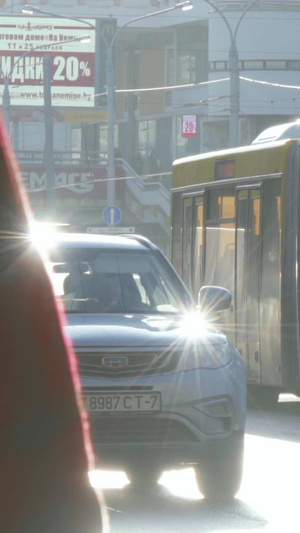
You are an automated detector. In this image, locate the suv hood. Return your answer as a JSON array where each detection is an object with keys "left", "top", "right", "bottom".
[{"left": 64, "top": 313, "right": 227, "bottom": 348}]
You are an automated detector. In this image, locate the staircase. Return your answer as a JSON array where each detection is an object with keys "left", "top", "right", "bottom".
[{"left": 116, "top": 158, "right": 170, "bottom": 234}]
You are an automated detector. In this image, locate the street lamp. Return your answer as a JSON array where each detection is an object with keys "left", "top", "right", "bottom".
[
  {"left": 23, "top": 1, "right": 193, "bottom": 206},
  {"left": 1, "top": 35, "right": 90, "bottom": 133},
  {"left": 204, "top": 0, "right": 258, "bottom": 147}
]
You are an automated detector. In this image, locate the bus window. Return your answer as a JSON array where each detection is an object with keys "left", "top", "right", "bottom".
[
  {"left": 182, "top": 198, "right": 193, "bottom": 291},
  {"left": 204, "top": 188, "right": 236, "bottom": 295},
  {"left": 236, "top": 191, "right": 247, "bottom": 360},
  {"left": 248, "top": 189, "right": 261, "bottom": 381},
  {"left": 236, "top": 187, "right": 261, "bottom": 382},
  {"left": 261, "top": 180, "right": 281, "bottom": 299},
  {"left": 260, "top": 179, "right": 282, "bottom": 387},
  {"left": 193, "top": 197, "right": 204, "bottom": 300}
]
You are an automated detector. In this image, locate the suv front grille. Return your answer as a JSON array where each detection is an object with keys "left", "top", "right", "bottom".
[
  {"left": 78, "top": 350, "right": 180, "bottom": 378},
  {"left": 90, "top": 417, "right": 197, "bottom": 445}
]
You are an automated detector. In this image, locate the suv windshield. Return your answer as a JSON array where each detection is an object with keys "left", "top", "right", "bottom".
[{"left": 48, "top": 247, "right": 190, "bottom": 314}]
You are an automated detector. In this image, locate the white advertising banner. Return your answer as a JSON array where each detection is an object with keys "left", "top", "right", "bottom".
[
  {"left": 182, "top": 114, "right": 197, "bottom": 137},
  {"left": 0, "top": 16, "right": 96, "bottom": 107}
]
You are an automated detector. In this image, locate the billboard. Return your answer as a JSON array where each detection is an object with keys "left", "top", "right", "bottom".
[{"left": 0, "top": 16, "right": 96, "bottom": 107}]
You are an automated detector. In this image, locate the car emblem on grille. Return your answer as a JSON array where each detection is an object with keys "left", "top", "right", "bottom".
[{"left": 102, "top": 356, "right": 129, "bottom": 368}]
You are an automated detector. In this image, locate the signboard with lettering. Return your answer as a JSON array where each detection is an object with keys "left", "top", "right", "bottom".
[
  {"left": 0, "top": 16, "right": 96, "bottom": 107},
  {"left": 23, "top": 165, "right": 103, "bottom": 208},
  {"left": 21, "top": 164, "right": 127, "bottom": 214},
  {"left": 182, "top": 115, "right": 197, "bottom": 137}
]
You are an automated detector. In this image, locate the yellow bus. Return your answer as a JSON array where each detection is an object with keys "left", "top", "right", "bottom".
[{"left": 171, "top": 138, "right": 300, "bottom": 405}]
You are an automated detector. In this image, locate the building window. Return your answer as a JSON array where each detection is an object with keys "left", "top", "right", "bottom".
[
  {"left": 286, "top": 60, "right": 300, "bottom": 70},
  {"left": 177, "top": 23, "right": 208, "bottom": 85},
  {"left": 71, "top": 127, "right": 82, "bottom": 160},
  {"left": 167, "top": 49, "right": 175, "bottom": 86},
  {"left": 265, "top": 60, "right": 286, "bottom": 70},
  {"left": 210, "top": 61, "right": 229, "bottom": 71},
  {"left": 176, "top": 116, "right": 189, "bottom": 158},
  {"left": 138, "top": 120, "right": 156, "bottom": 159},
  {"left": 99, "top": 124, "right": 118, "bottom": 159},
  {"left": 210, "top": 59, "right": 300, "bottom": 71},
  {"left": 244, "top": 60, "right": 264, "bottom": 70},
  {"left": 216, "top": 61, "right": 227, "bottom": 70},
  {"left": 178, "top": 52, "right": 196, "bottom": 84}
]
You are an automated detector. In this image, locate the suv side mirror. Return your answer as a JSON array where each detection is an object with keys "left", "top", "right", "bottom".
[{"left": 198, "top": 286, "right": 232, "bottom": 314}]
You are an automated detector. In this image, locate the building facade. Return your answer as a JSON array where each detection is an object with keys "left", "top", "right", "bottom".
[{"left": 1, "top": 0, "right": 299, "bottom": 254}]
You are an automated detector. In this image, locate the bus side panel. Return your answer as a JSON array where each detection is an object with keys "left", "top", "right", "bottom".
[{"left": 281, "top": 143, "right": 300, "bottom": 394}]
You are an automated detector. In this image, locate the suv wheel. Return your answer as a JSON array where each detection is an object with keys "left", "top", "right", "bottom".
[{"left": 194, "top": 433, "right": 244, "bottom": 501}]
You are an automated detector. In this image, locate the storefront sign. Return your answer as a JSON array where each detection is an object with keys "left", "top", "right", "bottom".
[{"left": 22, "top": 165, "right": 104, "bottom": 208}]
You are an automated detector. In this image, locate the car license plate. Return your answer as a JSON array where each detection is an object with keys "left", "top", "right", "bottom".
[{"left": 83, "top": 392, "right": 161, "bottom": 413}]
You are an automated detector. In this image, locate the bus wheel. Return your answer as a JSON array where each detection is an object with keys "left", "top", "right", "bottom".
[
  {"left": 194, "top": 433, "right": 244, "bottom": 501},
  {"left": 247, "top": 385, "right": 279, "bottom": 410}
]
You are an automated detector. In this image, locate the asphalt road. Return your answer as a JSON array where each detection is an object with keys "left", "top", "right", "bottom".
[{"left": 92, "top": 396, "right": 300, "bottom": 533}]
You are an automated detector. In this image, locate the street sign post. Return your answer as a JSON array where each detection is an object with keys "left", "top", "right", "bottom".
[
  {"left": 102, "top": 205, "right": 122, "bottom": 225},
  {"left": 87, "top": 227, "right": 134, "bottom": 234}
]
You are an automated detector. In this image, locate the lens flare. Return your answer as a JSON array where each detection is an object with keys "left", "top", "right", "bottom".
[{"left": 29, "top": 222, "right": 59, "bottom": 251}]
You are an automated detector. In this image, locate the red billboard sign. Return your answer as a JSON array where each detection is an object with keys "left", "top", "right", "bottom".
[{"left": 0, "top": 16, "right": 96, "bottom": 107}]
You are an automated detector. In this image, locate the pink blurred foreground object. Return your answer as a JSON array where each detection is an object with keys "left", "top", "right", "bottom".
[{"left": 0, "top": 120, "right": 106, "bottom": 532}]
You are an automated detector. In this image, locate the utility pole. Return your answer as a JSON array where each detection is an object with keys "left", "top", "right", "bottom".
[
  {"left": 2, "top": 80, "right": 11, "bottom": 134},
  {"left": 43, "top": 54, "right": 56, "bottom": 215},
  {"left": 229, "top": 40, "right": 240, "bottom": 148},
  {"left": 106, "top": 46, "right": 116, "bottom": 205},
  {"left": 204, "top": 0, "right": 258, "bottom": 147}
]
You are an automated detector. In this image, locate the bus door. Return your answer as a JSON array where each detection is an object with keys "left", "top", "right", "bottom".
[
  {"left": 236, "top": 187, "right": 261, "bottom": 383},
  {"left": 260, "top": 179, "right": 281, "bottom": 387}
]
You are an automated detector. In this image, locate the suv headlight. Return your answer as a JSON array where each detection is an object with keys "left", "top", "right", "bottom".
[{"left": 177, "top": 341, "right": 233, "bottom": 371}]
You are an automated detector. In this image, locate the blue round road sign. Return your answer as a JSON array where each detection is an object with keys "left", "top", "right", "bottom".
[{"left": 102, "top": 205, "right": 122, "bottom": 225}]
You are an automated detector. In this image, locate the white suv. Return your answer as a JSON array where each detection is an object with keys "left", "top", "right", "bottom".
[{"left": 47, "top": 232, "right": 246, "bottom": 500}]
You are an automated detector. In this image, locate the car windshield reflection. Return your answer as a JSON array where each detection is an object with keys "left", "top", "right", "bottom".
[{"left": 49, "top": 249, "right": 189, "bottom": 315}]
